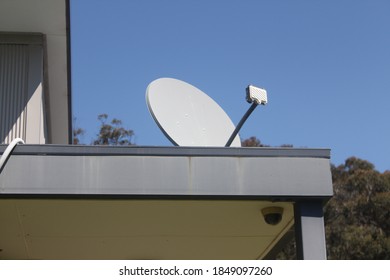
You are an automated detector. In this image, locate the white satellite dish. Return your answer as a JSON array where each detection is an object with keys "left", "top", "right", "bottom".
[{"left": 146, "top": 77, "right": 241, "bottom": 147}]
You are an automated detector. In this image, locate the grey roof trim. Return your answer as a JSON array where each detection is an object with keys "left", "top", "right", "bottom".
[
  {"left": 0, "top": 144, "right": 331, "bottom": 158},
  {"left": 0, "top": 194, "right": 333, "bottom": 201},
  {"left": 0, "top": 145, "right": 333, "bottom": 198}
]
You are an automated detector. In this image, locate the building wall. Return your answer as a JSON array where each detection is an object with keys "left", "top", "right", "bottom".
[
  {"left": 0, "top": 0, "right": 70, "bottom": 144},
  {"left": 0, "top": 34, "right": 46, "bottom": 144}
]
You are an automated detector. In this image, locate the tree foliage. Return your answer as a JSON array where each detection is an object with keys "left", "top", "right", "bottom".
[
  {"left": 72, "top": 117, "right": 85, "bottom": 145},
  {"left": 72, "top": 127, "right": 85, "bottom": 145},
  {"left": 325, "top": 157, "right": 390, "bottom": 259},
  {"left": 241, "top": 136, "right": 269, "bottom": 147},
  {"left": 93, "top": 114, "right": 134, "bottom": 145},
  {"left": 72, "top": 114, "right": 135, "bottom": 145},
  {"left": 241, "top": 136, "right": 293, "bottom": 148}
]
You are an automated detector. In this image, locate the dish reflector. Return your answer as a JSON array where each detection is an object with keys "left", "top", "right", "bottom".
[{"left": 146, "top": 78, "right": 241, "bottom": 147}]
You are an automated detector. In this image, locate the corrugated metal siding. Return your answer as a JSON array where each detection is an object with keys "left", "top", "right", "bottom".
[{"left": 0, "top": 44, "right": 29, "bottom": 144}]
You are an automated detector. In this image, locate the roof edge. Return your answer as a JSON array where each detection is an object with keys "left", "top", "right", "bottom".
[{"left": 0, "top": 144, "right": 331, "bottom": 158}]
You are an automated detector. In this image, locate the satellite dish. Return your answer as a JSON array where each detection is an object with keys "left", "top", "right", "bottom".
[{"left": 146, "top": 77, "right": 241, "bottom": 147}]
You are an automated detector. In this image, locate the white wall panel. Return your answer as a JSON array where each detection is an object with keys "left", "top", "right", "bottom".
[{"left": 0, "top": 40, "right": 46, "bottom": 144}]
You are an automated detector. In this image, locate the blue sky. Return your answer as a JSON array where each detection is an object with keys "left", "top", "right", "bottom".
[{"left": 70, "top": 0, "right": 390, "bottom": 172}]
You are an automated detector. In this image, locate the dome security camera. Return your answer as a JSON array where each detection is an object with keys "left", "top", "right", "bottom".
[{"left": 261, "top": 207, "right": 283, "bottom": 226}]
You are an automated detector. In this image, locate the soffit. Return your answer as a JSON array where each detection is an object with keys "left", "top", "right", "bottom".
[{"left": 0, "top": 199, "right": 294, "bottom": 260}]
